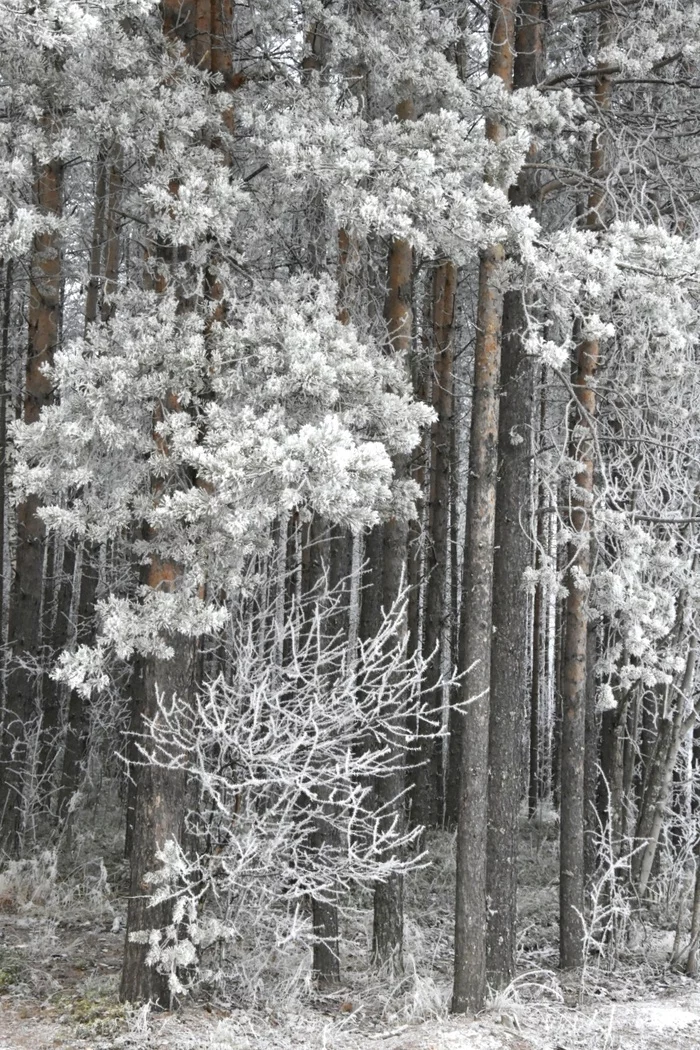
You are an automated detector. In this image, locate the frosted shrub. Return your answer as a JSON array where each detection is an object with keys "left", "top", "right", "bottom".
[{"left": 128, "top": 573, "right": 440, "bottom": 1000}]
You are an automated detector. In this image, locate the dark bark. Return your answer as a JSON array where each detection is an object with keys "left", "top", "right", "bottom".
[
  {"left": 484, "top": 283, "right": 534, "bottom": 987},
  {"left": 0, "top": 154, "right": 63, "bottom": 852},
  {"left": 621, "top": 691, "right": 639, "bottom": 843},
  {"left": 413, "top": 262, "right": 455, "bottom": 832},
  {"left": 529, "top": 441, "right": 547, "bottom": 818},
  {"left": 444, "top": 540, "right": 468, "bottom": 831},
  {"left": 120, "top": 637, "right": 193, "bottom": 1007},
  {"left": 0, "top": 259, "right": 11, "bottom": 654},
  {"left": 452, "top": 0, "right": 517, "bottom": 1013},
  {"left": 372, "top": 500, "right": 409, "bottom": 971},
  {"left": 583, "top": 623, "right": 599, "bottom": 884},
  {"left": 124, "top": 656, "right": 146, "bottom": 861},
  {"left": 559, "top": 11, "right": 613, "bottom": 971},
  {"left": 484, "top": 0, "right": 545, "bottom": 988},
  {"left": 371, "top": 180, "right": 413, "bottom": 970}
]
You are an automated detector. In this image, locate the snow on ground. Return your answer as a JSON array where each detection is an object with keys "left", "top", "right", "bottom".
[{"left": 1, "top": 975, "right": 700, "bottom": 1050}]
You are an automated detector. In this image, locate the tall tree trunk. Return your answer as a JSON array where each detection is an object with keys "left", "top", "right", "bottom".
[
  {"left": 123, "top": 1, "right": 215, "bottom": 1000},
  {"left": 529, "top": 413, "right": 548, "bottom": 819},
  {"left": 0, "top": 153, "right": 63, "bottom": 852},
  {"left": 452, "top": 0, "right": 517, "bottom": 1014},
  {"left": 485, "top": 0, "right": 544, "bottom": 990},
  {"left": 0, "top": 258, "right": 12, "bottom": 697},
  {"left": 413, "top": 261, "right": 455, "bottom": 831},
  {"left": 372, "top": 159, "right": 413, "bottom": 969},
  {"left": 558, "top": 10, "right": 613, "bottom": 970}
]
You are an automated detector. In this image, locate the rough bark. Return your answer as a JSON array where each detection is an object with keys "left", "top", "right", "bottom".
[
  {"left": 444, "top": 408, "right": 463, "bottom": 829},
  {"left": 583, "top": 623, "right": 599, "bottom": 884},
  {"left": 120, "top": 626, "right": 193, "bottom": 1007},
  {"left": 558, "top": 11, "right": 613, "bottom": 971},
  {"left": 1, "top": 153, "right": 63, "bottom": 852},
  {"left": 485, "top": 0, "right": 544, "bottom": 989},
  {"left": 413, "top": 262, "right": 455, "bottom": 831},
  {"left": 0, "top": 259, "right": 11, "bottom": 655},
  {"left": 529, "top": 426, "right": 547, "bottom": 819},
  {"left": 38, "top": 542, "right": 76, "bottom": 793},
  {"left": 372, "top": 185, "right": 413, "bottom": 971},
  {"left": 452, "top": 0, "right": 517, "bottom": 1014}
]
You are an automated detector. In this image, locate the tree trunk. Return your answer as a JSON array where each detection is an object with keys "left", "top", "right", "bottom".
[
  {"left": 583, "top": 623, "right": 599, "bottom": 884},
  {"left": 372, "top": 179, "right": 413, "bottom": 970},
  {"left": 452, "top": 0, "right": 517, "bottom": 1014},
  {"left": 0, "top": 259, "right": 12, "bottom": 659},
  {"left": 1, "top": 153, "right": 63, "bottom": 852},
  {"left": 529, "top": 434, "right": 547, "bottom": 819},
  {"left": 38, "top": 542, "right": 76, "bottom": 796},
  {"left": 558, "top": 10, "right": 613, "bottom": 971},
  {"left": 120, "top": 628, "right": 193, "bottom": 1007},
  {"left": 413, "top": 261, "right": 455, "bottom": 831},
  {"left": 484, "top": 0, "right": 544, "bottom": 990}
]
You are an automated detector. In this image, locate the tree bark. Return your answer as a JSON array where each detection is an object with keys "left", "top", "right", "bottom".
[
  {"left": 372, "top": 180, "right": 413, "bottom": 970},
  {"left": 120, "top": 626, "right": 193, "bottom": 1007},
  {"left": 452, "top": 0, "right": 517, "bottom": 1014},
  {"left": 413, "top": 261, "right": 455, "bottom": 831},
  {"left": 485, "top": 0, "right": 544, "bottom": 990},
  {"left": 0, "top": 153, "right": 63, "bottom": 852},
  {"left": 583, "top": 623, "right": 599, "bottom": 884},
  {"left": 558, "top": 10, "right": 613, "bottom": 971}
]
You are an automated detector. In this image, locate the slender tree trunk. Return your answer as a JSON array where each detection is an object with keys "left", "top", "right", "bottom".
[
  {"left": 413, "top": 262, "right": 455, "bottom": 831},
  {"left": 372, "top": 165, "right": 413, "bottom": 969},
  {"left": 124, "top": 655, "right": 145, "bottom": 860},
  {"left": 551, "top": 531, "right": 566, "bottom": 806},
  {"left": 529, "top": 431, "right": 547, "bottom": 818},
  {"left": 453, "top": 1, "right": 517, "bottom": 1013},
  {"left": 0, "top": 154, "right": 63, "bottom": 852},
  {"left": 583, "top": 623, "right": 599, "bottom": 884},
  {"left": 0, "top": 258, "right": 12, "bottom": 717},
  {"left": 558, "top": 11, "right": 613, "bottom": 970},
  {"left": 485, "top": 0, "right": 544, "bottom": 989},
  {"left": 621, "top": 691, "right": 639, "bottom": 843}
]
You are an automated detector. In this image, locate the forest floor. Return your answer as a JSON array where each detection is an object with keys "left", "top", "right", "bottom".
[{"left": 0, "top": 812, "right": 698, "bottom": 1050}]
